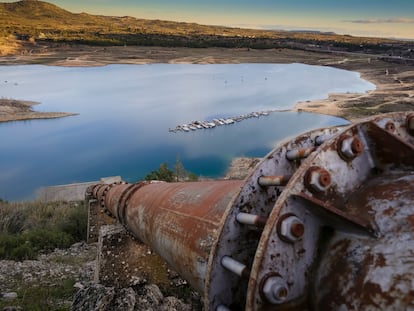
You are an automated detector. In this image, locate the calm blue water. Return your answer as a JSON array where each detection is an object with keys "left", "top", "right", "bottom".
[{"left": 0, "top": 64, "right": 375, "bottom": 201}]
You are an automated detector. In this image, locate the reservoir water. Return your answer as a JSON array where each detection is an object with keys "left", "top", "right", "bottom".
[{"left": 0, "top": 63, "right": 375, "bottom": 200}]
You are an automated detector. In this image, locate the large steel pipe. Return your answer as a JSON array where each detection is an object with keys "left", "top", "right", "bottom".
[
  {"left": 86, "top": 111, "right": 414, "bottom": 310},
  {"left": 89, "top": 180, "right": 243, "bottom": 292}
]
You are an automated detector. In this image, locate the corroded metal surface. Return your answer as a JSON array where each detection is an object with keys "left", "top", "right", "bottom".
[
  {"left": 86, "top": 111, "right": 414, "bottom": 311},
  {"left": 88, "top": 179, "right": 243, "bottom": 293},
  {"left": 205, "top": 125, "right": 344, "bottom": 311},
  {"left": 313, "top": 172, "right": 414, "bottom": 310},
  {"left": 246, "top": 111, "right": 414, "bottom": 310}
]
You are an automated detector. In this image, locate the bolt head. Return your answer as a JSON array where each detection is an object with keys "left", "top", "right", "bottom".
[
  {"left": 385, "top": 122, "right": 396, "bottom": 132},
  {"left": 305, "top": 167, "right": 331, "bottom": 193},
  {"left": 290, "top": 221, "right": 305, "bottom": 238},
  {"left": 262, "top": 276, "right": 289, "bottom": 304},
  {"left": 339, "top": 136, "right": 363, "bottom": 160},
  {"left": 279, "top": 215, "right": 305, "bottom": 242}
]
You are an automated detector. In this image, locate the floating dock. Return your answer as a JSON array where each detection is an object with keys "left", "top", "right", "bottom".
[{"left": 169, "top": 109, "right": 288, "bottom": 133}]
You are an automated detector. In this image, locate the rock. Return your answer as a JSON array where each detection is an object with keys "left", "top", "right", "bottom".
[
  {"left": 225, "top": 157, "right": 261, "bottom": 179},
  {"left": 113, "top": 288, "right": 136, "bottom": 311},
  {"left": 71, "top": 283, "right": 115, "bottom": 311},
  {"left": 71, "top": 283, "right": 199, "bottom": 311},
  {"left": 136, "top": 284, "right": 164, "bottom": 310},
  {"left": 1, "top": 292, "right": 17, "bottom": 301},
  {"left": 73, "top": 282, "right": 84, "bottom": 290},
  {"left": 160, "top": 296, "right": 192, "bottom": 311}
]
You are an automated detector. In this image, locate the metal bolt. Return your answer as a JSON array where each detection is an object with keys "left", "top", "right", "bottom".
[
  {"left": 339, "top": 135, "right": 363, "bottom": 160},
  {"left": 407, "top": 114, "right": 414, "bottom": 136},
  {"left": 261, "top": 275, "right": 289, "bottom": 304},
  {"left": 286, "top": 147, "right": 315, "bottom": 161},
  {"left": 315, "top": 134, "right": 331, "bottom": 146},
  {"left": 236, "top": 212, "right": 267, "bottom": 228},
  {"left": 305, "top": 166, "right": 331, "bottom": 193},
  {"left": 278, "top": 215, "right": 305, "bottom": 242},
  {"left": 385, "top": 121, "right": 396, "bottom": 132},
  {"left": 258, "top": 175, "right": 291, "bottom": 187},
  {"left": 221, "top": 256, "right": 250, "bottom": 279}
]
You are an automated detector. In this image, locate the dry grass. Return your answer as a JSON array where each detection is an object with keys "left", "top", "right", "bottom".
[{"left": 0, "top": 200, "right": 87, "bottom": 260}]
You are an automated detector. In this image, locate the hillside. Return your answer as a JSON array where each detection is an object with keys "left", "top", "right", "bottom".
[{"left": 1, "top": 0, "right": 412, "bottom": 54}]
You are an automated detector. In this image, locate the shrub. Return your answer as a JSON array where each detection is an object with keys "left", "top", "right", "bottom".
[
  {"left": 145, "top": 162, "right": 175, "bottom": 182},
  {"left": 0, "top": 229, "right": 74, "bottom": 260},
  {"left": 0, "top": 206, "right": 28, "bottom": 234},
  {"left": 0, "top": 201, "right": 87, "bottom": 260},
  {"left": 58, "top": 205, "right": 88, "bottom": 242}
]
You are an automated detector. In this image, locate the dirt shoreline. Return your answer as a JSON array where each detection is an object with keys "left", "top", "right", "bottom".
[
  {"left": 1, "top": 44, "right": 413, "bottom": 122},
  {"left": 0, "top": 99, "right": 77, "bottom": 123}
]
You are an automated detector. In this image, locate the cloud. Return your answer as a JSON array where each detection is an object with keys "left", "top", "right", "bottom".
[{"left": 345, "top": 17, "right": 414, "bottom": 24}]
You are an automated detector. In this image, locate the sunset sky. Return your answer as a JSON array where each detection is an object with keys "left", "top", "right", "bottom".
[{"left": 10, "top": 0, "right": 414, "bottom": 39}]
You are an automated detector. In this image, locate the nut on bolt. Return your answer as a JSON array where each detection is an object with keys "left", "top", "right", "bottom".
[
  {"left": 338, "top": 135, "right": 363, "bottom": 160},
  {"left": 278, "top": 214, "right": 305, "bottom": 242},
  {"left": 385, "top": 121, "right": 396, "bottom": 132},
  {"left": 261, "top": 275, "right": 289, "bottom": 305},
  {"left": 304, "top": 166, "right": 331, "bottom": 193}
]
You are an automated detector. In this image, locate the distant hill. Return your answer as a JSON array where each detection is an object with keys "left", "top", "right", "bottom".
[
  {"left": 1, "top": 0, "right": 74, "bottom": 19},
  {"left": 0, "top": 0, "right": 277, "bottom": 39},
  {"left": 0, "top": 0, "right": 411, "bottom": 54}
]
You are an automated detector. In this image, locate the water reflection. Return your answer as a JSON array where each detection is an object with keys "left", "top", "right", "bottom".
[{"left": 0, "top": 64, "right": 374, "bottom": 200}]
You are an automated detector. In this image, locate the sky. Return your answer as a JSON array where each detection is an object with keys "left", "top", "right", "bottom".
[{"left": 12, "top": 0, "right": 414, "bottom": 39}]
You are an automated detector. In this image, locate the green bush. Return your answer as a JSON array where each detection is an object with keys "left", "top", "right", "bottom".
[
  {"left": 57, "top": 205, "right": 88, "bottom": 242},
  {"left": 10, "top": 242, "right": 35, "bottom": 261},
  {"left": 145, "top": 162, "right": 175, "bottom": 182},
  {"left": 0, "top": 229, "right": 74, "bottom": 260},
  {"left": 0, "top": 201, "right": 87, "bottom": 260}
]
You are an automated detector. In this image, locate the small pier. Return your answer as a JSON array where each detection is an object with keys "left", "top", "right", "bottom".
[{"left": 169, "top": 109, "right": 288, "bottom": 133}]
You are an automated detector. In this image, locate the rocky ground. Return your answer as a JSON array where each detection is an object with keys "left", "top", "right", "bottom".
[
  {"left": 0, "top": 242, "right": 94, "bottom": 310},
  {"left": 0, "top": 156, "right": 256, "bottom": 311},
  {"left": 0, "top": 241, "right": 202, "bottom": 310}
]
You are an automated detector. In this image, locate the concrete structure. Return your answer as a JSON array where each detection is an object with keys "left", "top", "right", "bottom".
[{"left": 36, "top": 176, "right": 121, "bottom": 202}]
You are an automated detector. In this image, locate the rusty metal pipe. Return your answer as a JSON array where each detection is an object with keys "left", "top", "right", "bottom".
[
  {"left": 93, "top": 179, "right": 243, "bottom": 292},
  {"left": 86, "top": 112, "right": 414, "bottom": 311}
]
